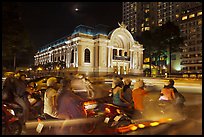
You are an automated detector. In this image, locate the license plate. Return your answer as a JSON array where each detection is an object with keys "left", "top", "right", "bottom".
[
  {"left": 113, "top": 115, "right": 122, "bottom": 121},
  {"left": 104, "top": 117, "right": 110, "bottom": 123},
  {"left": 36, "top": 122, "right": 44, "bottom": 133}
]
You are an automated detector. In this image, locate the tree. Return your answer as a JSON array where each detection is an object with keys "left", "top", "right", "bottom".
[
  {"left": 157, "top": 21, "right": 184, "bottom": 75},
  {"left": 135, "top": 30, "right": 157, "bottom": 76},
  {"left": 2, "top": 2, "right": 35, "bottom": 71}
]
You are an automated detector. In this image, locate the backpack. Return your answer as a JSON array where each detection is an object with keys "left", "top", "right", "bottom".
[{"left": 175, "top": 92, "right": 185, "bottom": 104}]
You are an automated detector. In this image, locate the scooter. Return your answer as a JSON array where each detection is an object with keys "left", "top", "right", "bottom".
[{"left": 2, "top": 102, "right": 23, "bottom": 135}]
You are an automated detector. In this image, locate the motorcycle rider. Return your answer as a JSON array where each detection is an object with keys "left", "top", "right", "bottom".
[
  {"left": 132, "top": 79, "right": 148, "bottom": 119},
  {"left": 13, "top": 73, "right": 30, "bottom": 124},
  {"left": 112, "top": 78, "right": 131, "bottom": 107},
  {"left": 27, "top": 81, "right": 43, "bottom": 116},
  {"left": 43, "top": 77, "right": 59, "bottom": 119},
  {"left": 57, "top": 77, "right": 86, "bottom": 119},
  {"left": 165, "top": 79, "right": 185, "bottom": 110},
  {"left": 159, "top": 81, "right": 176, "bottom": 102},
  {"left": 2, "top": 72, "right": 16, "bottom": 101},
  {"left": 122, "top": 78, "right": 133, "bottom": 106}
]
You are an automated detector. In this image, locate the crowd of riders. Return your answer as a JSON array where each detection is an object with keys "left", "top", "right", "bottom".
[
  {"left": 2, "top": 71, "right": 186, "bottom": 126},
  {"left": 110, "top": 76, "right": 185, "bottom": 119}
]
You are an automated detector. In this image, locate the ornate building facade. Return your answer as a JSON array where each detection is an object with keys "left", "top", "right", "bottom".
[{"left": 34, "top": 23, "right": 144, "bottom": 76}]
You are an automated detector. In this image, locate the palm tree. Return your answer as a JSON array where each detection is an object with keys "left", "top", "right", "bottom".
[{"left": 135, "top": 30, "right": 156, "bottom": 77}]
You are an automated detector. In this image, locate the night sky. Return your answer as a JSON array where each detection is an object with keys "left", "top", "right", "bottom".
[{"left": 19, "top": 2, "right": 122, "bottom": 50}]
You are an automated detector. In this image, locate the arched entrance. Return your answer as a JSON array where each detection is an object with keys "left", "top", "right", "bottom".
[{"left": 108, "top": 22, "right": 142, "bottom": 75}]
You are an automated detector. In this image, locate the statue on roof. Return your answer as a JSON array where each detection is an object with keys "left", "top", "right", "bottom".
[{"left": 118, "top": 22, "right": 127, "bottom": 29}]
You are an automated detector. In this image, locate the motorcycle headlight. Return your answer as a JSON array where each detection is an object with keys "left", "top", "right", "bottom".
[{"left": 7, "top": 109, "right": 15, "bottom": 115}]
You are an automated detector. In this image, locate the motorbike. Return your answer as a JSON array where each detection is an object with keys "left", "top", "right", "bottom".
[
  {"left": 82, "top": 98, "right": 133, "bottom": 129},
  {"left": 2, "top": 102, "right": 23, "bottom": 135},
  {"left": 35, "top": 99, "right": 101, "bottom": 134}
]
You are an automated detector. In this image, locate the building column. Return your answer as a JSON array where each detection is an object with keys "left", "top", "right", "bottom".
[
  {"left": 67, "top": 48, "right": 71, "bottom": 68},
  {"left": 108, "top": 47, "right": 111, "bottom": 67},
  {"left": 130, "top": 51, "right": 133, "bottom": 69},
  {"left": 138, "top": 51, "right": 141, "bottom": 69},
  {"left": 139, "top": 52, "right": 143, "bottom": 69},
  {"left": 75, "top": 46, "right": 78, "bottom": 67},
  {"left": 110, "top": 47, "right": 113, "bottom": 67},
  {"left": 134, "top": 52, "right": 139, "bottom": 69}
]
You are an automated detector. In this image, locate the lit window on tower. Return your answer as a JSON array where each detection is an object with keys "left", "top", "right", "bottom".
[
  {"left": 189, "top": 14, "right": 195, "bottom": 18},
  {"left": 182, "top": 16, "right": 187, "bottom": 20},
  {"left": 197, "top": 11, "right": 202, "bottom": 16}
]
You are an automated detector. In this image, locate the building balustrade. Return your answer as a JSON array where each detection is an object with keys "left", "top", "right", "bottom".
[{"left": 113, "top": 55, "right": 130, "bottom": 61}]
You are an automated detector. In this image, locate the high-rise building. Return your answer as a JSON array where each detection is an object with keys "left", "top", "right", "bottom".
[
  {"left": 179, "top": 4, "right": 202, "bottom": 78},
  {"left": 123, "top": 2, "right": 202, "bottom": 77}
]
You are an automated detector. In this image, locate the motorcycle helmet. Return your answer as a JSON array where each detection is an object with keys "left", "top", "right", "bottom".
[
  {"left": 134, "top": 80, "right": 144, "bottom": 89},
  {"left": 124, "top": 78, "right": 132, "bottom": 86},
  {"left": 47, "top": 77, "right": 57, "bottom": 87},
  {"left": 168, "top": 79, "right": 175, "bottom": 87},
  {"left": 113, "top": 78, "right": 124, "bottom": 88},
  {"left": 19, "top": 73, "right": 27, "bottom": 81}
]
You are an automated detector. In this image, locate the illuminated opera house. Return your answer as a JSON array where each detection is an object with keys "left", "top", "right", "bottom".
[{"left": 34, "top": 23, "right": 144, "bottom": 76}]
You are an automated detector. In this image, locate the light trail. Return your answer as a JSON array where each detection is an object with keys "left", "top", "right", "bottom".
[{"left": 25, "top": 117, "right": 101, "bottom": 129}]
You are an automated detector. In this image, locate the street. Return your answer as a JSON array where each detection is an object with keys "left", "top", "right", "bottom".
[{"left": 20, "top": 77, "right": 202, "bottom": 135}]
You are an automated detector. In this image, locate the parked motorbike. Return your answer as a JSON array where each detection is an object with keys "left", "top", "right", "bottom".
[{"left": 2, "top": 102, "right": 23, "bottom": 135}]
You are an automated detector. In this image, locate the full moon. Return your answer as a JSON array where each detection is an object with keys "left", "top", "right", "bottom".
[{"left": 75, "top": 8, "right": 79, "bottom": 11}]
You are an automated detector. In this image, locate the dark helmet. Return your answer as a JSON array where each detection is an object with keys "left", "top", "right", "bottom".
[{"left": 168, "top": 79, "right": 175, "bottom": 86}]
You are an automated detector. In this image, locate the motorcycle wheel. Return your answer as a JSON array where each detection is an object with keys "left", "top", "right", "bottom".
[{"left": 6, "top": 121, "right": 22, "bottom": 135}]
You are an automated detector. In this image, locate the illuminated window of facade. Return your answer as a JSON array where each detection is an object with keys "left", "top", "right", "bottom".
[
  {"left": 124, "top": 52, "right": 127, "bottom": 56},
  {"left": 145, "top": 18, "right": 149, "bottom": 21},
  {"left": 119, "top": 50, "right": 122, "bottom": 56},
  {"left": 176, "top": 14, "right": 179, "bottom": 18},
  {"left": 189, "top": 14, "right": 195, "bottom": 18},
  {"left": 197, "top": 11, "right": 202, "bottom": 16},
  {"left": 141, "top": 28, "right": 144, "bottom": 32},
  {"left": 145, "top": 27, "right": 150, "bottom": 31},
  {"left": 113, "top": 49, "right": 117, "bottom": 58},
  {"left": 141, "top": 23, "right": 144, "bottom": 27},
  {"left": 84, "top": 49, "right": 90, "bottom": 63},
  {"left": 182, "top": 16, "right": 187, "bottom": 20}
]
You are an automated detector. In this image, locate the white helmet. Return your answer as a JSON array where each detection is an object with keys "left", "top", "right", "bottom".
[{"left": 47, "top": 77, "right": 57, "bottom": 87}]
